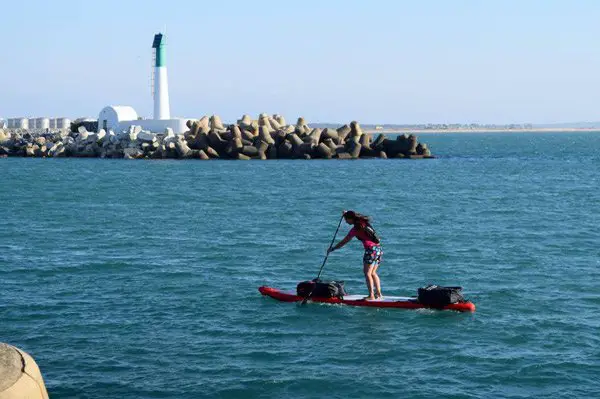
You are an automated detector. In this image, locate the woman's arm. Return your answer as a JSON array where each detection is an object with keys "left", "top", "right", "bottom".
[{"left": 329, "top": 233, "right": 353, "bottom": 253}]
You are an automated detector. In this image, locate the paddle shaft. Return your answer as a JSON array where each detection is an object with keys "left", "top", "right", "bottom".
[
  {"left": 301, "top": 213, "right": 345, "bottom": 305},
  {"left": 316, "top": 214, "right": 344, "bottom": 280}
]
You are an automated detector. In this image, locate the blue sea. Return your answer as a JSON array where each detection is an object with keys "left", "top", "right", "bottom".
[{"left": 1, "top": 132, "right": 599, "bottom": 398}]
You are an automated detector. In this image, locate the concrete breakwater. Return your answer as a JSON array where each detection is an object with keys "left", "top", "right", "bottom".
[{"left": 0, "top": 115, "right": 433, "bottom": 160}]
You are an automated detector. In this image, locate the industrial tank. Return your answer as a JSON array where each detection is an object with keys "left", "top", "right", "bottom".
[
  {"left": 56, "top": 118, "right": 71, "bottom": 129},
  {"left": 28, "top": 118, "right": 37, "bottom": 129},
  {"left": 17, "top": 118, "right": 29, "bottom": 129},
  {"left": 37, "top": 118, "right": 50, "bottom": 129}
]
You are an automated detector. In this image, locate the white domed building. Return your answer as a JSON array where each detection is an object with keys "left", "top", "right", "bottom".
[{"left": 97, "top": 106, "right": 139, "bottom": 132}]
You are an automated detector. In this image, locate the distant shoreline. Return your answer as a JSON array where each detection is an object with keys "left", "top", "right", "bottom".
[{"left": 364, "top": 128, "right": 600, "bottom": 134}]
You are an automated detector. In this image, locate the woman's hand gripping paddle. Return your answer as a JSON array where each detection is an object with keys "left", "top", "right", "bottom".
[{"left": 301, "top": 212, "right": 345, "bottom": 305}]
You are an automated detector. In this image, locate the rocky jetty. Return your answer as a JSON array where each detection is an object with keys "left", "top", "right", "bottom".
[{"left": 0, "top": 115, "right": 433, "bottom": 160}]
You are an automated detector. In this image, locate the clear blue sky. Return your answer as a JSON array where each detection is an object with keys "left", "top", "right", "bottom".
[{"left": 2, "top": 0, "right": 599, "bottom": 124}]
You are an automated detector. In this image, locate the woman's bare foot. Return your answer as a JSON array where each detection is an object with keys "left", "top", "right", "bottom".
[
  {"left": 375, "top": 293, "right": 383, "bottom": 300},
  {"left": 363, "top": 296, "right": 376, "bottom": 301}
]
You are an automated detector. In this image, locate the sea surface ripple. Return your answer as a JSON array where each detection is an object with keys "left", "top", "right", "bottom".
[{"left": 1, "top": 132, "right": 599, "bottom": 398}]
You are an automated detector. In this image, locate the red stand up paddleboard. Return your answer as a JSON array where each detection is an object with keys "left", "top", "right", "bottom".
[{"left": 259, "top": 286, "right": 476, "bottom": 312}]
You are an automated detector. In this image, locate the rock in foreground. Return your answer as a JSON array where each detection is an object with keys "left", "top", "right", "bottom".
[{"left": 0, "top": 342, "right": 49, "bottom": 399}]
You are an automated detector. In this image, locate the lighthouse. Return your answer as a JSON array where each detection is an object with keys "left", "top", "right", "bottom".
[
  {"left": 152, "top": 33, "right": 170, "bottom": 120},
  {"left": 98, "top": 32, "right": 189, "bottom": 134}
]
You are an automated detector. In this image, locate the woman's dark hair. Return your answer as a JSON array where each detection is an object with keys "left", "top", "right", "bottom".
[{"left": 343, "top": 210, "right": 371, "bottom": 226}]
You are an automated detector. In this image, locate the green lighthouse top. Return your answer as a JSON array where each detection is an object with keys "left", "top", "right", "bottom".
[{"left": 152, "top": 33, "right": 166, "bottom": 67}]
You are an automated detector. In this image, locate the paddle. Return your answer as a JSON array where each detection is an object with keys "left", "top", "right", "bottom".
[{"left": 301, "top": 212, "right": 345, "bottom": 305}]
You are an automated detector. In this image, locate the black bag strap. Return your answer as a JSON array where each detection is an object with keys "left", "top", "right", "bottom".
[{"left": 363, "top": 223, "right": 380, "bottom": 244}]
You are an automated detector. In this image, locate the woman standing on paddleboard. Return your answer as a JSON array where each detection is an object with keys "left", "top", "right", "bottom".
[{"left": 328, "top": 211, "right": 383, "bottom": 300}]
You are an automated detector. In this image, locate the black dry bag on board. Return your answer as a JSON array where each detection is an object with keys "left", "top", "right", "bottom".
[
  {"left": 417, "top": 285, "right": 464, "bottom": 307},
  {"left": 297, "top": 279, "right": 346, "bottom": 299}
]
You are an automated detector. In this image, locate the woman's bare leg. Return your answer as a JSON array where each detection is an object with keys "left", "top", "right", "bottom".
[
  {"left": 371, "top": 265, "right": 382, "bottom": 298},
  {"left": 363, "top": 263, "right": 375, "bottom": 300}
]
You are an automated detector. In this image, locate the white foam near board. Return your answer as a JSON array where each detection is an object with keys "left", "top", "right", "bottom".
[
  {"left": 285, "top": 291, "right": 416, "bottom": 302},
  {"left": 342, "top": 295, "right": 415, "bottom": 302}
]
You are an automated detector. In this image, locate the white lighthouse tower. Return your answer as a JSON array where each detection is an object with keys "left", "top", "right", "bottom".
[
  {"left": 152, "top": 33, "right": 170, "bottom": 120},
  {"left": 98, "top": 32, "right": 189, "bottom": 134}
]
